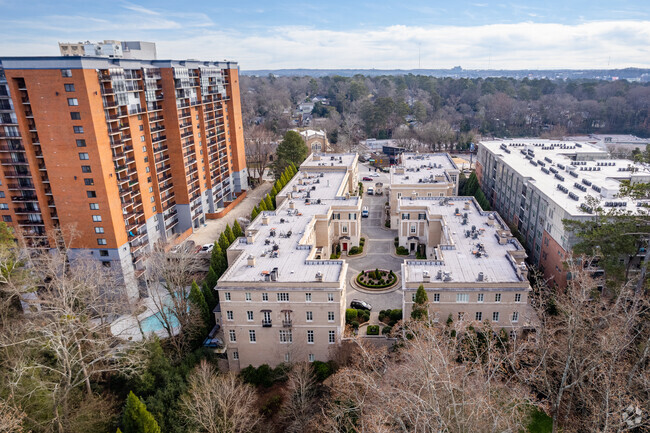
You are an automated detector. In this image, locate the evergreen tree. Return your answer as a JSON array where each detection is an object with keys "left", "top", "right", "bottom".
[
  {"left": 189, "top": 281, "right": 210, "bottom": 325},
  {"left": 209, "top": 241, "right": 219, "bottom": 268},
  {"left": 259, "top": 200, "right": 267, "bottom": 212},
  {"left": 414, "top": 284, "right": 428, "bottom": 305},
  {"left": 251, "top": 206, "right": 259, "bottom": 220},
  {"left": 211, "top": 244, "right": 227, "bottom": 276},
  {"left": 464, "top": 172, "right": 479, "bottom": 195},
  {"left": 122, "top": 391, "right": 161, "bottom": 433},
  {"left": 117, "top": 429, "right": 123, "bottom": 433},
  {"left": 270, "top": 184, "right": 278, "bottom": 198},
  {"left": 218, "top": 232, "right": 229, "bottom": 251},
  {"left": 205, "top": 266, "right": 219, "bottom": 289},
  {"left": 232, "top": 220, "right": 243, "bottom": 238},
  {"left": 411, "top": 285, "right": 429, "bottom": 320},
  {"left": 264, "top": 194, "right": 273, "bottom": 210},
  {"left": 202, "top": 281, "right": 217, "bottom": 311},
  {"left": 274, "top": 130, "right": 308, "bottom": 178},
  {"left": 224, "top": 224, "right": 235, "bottom": 244}
]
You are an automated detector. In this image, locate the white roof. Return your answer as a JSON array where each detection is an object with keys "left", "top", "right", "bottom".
[
  {"left": 480, "top": 139, "right": 650, "bottom": 216},
  {"left": 302, "top": 153, "right": 357, "bottom": 169},
  {"left": 390, "top": 153, "right": 458, "bottom": 185},
  {"left": 399, "top": 197, "right": 526, "bottom": 285}
]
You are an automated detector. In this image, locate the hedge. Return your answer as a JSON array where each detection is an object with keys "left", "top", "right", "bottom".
[
  {"left": 396, "top": 246, "right": 409, "bottom": 255},
  {"left": 367, "top": 325, "right": 380, "bottom": 335},
  {"left": 356, "top": 271, "right": 397, "bottom": 289}
]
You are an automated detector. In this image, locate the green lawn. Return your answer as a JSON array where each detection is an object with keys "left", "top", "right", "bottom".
[{"left": 526, "top": 407, "right": 553, "bottom": 433}]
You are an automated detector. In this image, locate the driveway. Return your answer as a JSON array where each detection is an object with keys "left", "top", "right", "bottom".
[{"left": 188, "top": 182, "right": 273, "bottom": 246}]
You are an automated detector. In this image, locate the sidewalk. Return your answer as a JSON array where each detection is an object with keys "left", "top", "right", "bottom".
[{"left": 188, "top": 182, "right": 273, "bottom": 246}]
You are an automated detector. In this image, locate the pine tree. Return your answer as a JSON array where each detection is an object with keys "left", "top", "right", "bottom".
[
  {"left": 224, "top": 224, "right": 235, "bottom": 244},
  {"left": 218, "top": 232, "right": 229, "bottom": 251},
  {"left": 206, "top": 266, "right": 219, "bottom": 289},
  {"left": 189, "top": 280, "right": 210, "bottom": 325},
  {"left": 122, "top": 391, "right": 161, "bottom": 433},
  {"left": 264, "top": 194, "right": 273, "bottom": 210},
  {"left": 270, "top": 184, "right": 278, "bottom": 198},
  {"left": 411, "top": 285, "right": 429, "bottom": 320},
  {"left": 202, "top": 281, "right": 217, "bottom": 310},
  {"left": 210, "top": 241, "right": 219, "bottom": 268},
  {"left": 259, "top": 200, "right": 267, "bottom": 212},
  {"left": 414, "top": 284, "right": 428, "bottom": 305},
  {"left": 251, "top": 206, "right": 259, "bottom": 220},
  {"left": 232, "top": 220, "right": 243, "bottom": 238},
  {"left": 211, "top": 244, "right": 227, "bottom": 275}
]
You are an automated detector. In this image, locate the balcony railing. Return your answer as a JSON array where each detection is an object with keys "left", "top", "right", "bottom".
[
  {"left": 282, "top": 320, "right": 292, "bottom": 328},
  {"left": 262, "top": 320, "right": 272, "bottom": 327}
]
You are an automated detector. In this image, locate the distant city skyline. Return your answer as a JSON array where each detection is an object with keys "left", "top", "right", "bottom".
[{"left": 1, "top": 0, "right": 650, "bottom": 70}]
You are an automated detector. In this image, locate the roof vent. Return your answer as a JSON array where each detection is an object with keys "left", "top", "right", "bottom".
[
  {"left": 423, "top": 270, "right": 430, "bottom": 282},
  {"left": 315, "top": 271, "right": 323, "bottom": 282},
  {"left": 247, "top": 255, "right": 255, "bottom": 267},
  {"left": 477, "top": 272, "right": 484, "bottom": 281},
  {"left": 289, "top": 201, "right": 295, "bottom": 209},
  {"left": 262, "top": 215, "right": 270, "bottom": 225}
]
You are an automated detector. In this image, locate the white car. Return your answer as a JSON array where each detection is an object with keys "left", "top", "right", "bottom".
[
  {"left": 201, "top": 243, "right": 214, "bottom": 253},
  {"left": 370, "top": 173, "right": 380, "bottom": 177}
]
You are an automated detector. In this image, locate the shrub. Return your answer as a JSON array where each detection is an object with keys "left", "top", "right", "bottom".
[
  {"left": 396, "top": 246, "right": 409, "bottom": 255},
  {"left": 348, "top": 246, "right": 360, "bottom": 255},
  {"left": 312, "top": 360, "right": 336, "bottom": 382},
  {"left": 382, "top": 325, "right": 393, "bottom": 335},
  {"left": 260, "top": 394, "right": 283, "bottom": 417},
  {"left": 367, "top": 325, "right": 380, "bottom": 335},
  {"left": 378, "top": 310, "right": 387, "bottom": 321},
  {"left": 385, "top": 220, "right": 391, "bottom": 228},
  {"left": 345, "top": 309, "right": 358, "bottom": 323},
  {"left": 239, "top": 363, "right": 288, "bottom": 388},
  {"left": 389, "top": 309, "right": 402, "bottom": 323},
  {"left": 351, "top": 320, "right": 359, "bottom": 329},
  {"left": 360, "top": 237, "right": 365, "bottom": 243},
  {"left": 361, "top": 311, "right": 370, "bottom": 323}
]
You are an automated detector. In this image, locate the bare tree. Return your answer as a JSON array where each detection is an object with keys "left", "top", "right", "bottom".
[
  {"left": 315, "top": 320, "right": 530, "bottom": 433},
  {"left": 281, "top": 362, "right": 317, "bottom": 433},
  {"left": 142, "top": 247, "right": 205, "bottom": 360},
  {"left": 245, "top": 124, "right": 276, "bottom": 184},
  {"left": 526, "top": 259, "right": 650, "bottom": 433},
  {"left": 0, "top": 396, "right": 27, "bottom": 433},
  {"left": 392, "top": 127, "right": 421, "bottom": 152},
  {"left": 180, "top": 360, "right": 259, "bottom": 433}
]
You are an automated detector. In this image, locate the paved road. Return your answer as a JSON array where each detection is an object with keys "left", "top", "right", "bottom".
[
  {"left": 345, "top": 164, "right": 403, "bottom": 312},
  {"left": 188, "top": 182, "right": 272, "bottom": 246}
]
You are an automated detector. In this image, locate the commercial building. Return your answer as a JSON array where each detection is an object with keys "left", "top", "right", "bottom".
[
  {"left": 59, "top": 40, "right": 157, "bottom": 60},
  {"left": 388, "top": 153, "right": 460, "bottom": 228},
  {"left": 0, "top": 56, "right": 247, "bottom": 299},
  {"left": 216, "top": 153, "right": 360, "bottom": 370},
  {"left": 477, "top": 139, "right": 650, "bottom": 286},
  {"left": 397, "top": 196, "right": 533, "bottom": 333}
]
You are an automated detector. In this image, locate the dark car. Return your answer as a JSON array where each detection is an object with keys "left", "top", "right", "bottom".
[
  {"left": 362, "top": 176, "right": 373, "bottom": 181},
  {"left": 350, "top": 299, "right": 372, "bottom": 311}
]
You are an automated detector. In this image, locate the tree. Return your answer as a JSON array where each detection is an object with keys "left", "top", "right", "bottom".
[
  {"left": 189, "top": 281, "right": 210, "bottom": 327},
  {"left": 232, "top": 220, "right": 243, "bottom": 239},
  {"left": 411, "top": 284, "right": 429, "bottom": 320},
  {"left": 0, "top": 221, "right": 14, "bottom": 246},
  {"left": 122, "top": 391, "right": 161, "bottom": 433},
  {"left": 201, "top": 282, "right": 216, "bottom": 312},
  {"left": 224, "top": 224, "right": 235, "bottom": 245},
  {"left": 218, "top": 232, "right": 229, "bottom": 251},
  {"left": 264, "top": 194, "right": 274, "bottom": 211},
  {"left": 282, "top": 363, "right": 317, "bottom": 433},
  {"left": 0, "top": 397, "right": 27, "bottom": 433},
  {"left": 205, "top": 267, "right": 219, "bottom": 291},
  {"left": 180, "top": 360, "right": 260, "bottom": 433},
  {"left": 274, "top": 131, "right": 308, "bottom": 178},
  {"left": 244, "top": 124, "right": 276, "bottom": 185},
  {"left": 251, "top": 206, "right": 259, "bottom": 220}
]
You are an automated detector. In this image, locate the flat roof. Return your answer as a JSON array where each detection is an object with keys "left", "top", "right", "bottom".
[
  {"left": 0, "top": 56, "right": 238, "bottom": 70},
  {"left": 301, "top": 153, "right": 357, "bottom": 169},
  {"left": 480, "top": 139, "right": 650, "bottom": 216},
  {"left": 390, "top": 153, "right": 458, "bottom": 185},
  {"left": 399, "top": 196, "right": 526, "bottom": 285},
  {"left": 219, "top": 154, "right": 358, "bottom": 285}
]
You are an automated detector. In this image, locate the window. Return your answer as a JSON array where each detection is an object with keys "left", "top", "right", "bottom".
[
  {"left": 514, "top": 294, "right": 521, "bottom": 302},
  {"left": 140, "top": 135, "right": 145, "bottom": 142},
  {"left": 308, "top": 354, "right": 315, "bottom": 363},
  {"left": 139, "top": 125, "right": 144, "bottom": 131},
  {"left": 418, "top": 213, "right": 426, "bottom": 220},
  {"left": 280, "top": 330, "right": 292, "bottom": 343},
  {"left": 97, "top": 238, "right": 107, "bottom": 245},
  {"left": 305, "top": 293, "right": 312, "bottom": 302},
  {"left": 224, "top": 292, "right": 231, "bottom": 301},
  {"left": 0, "top": 192, "right": 4, "bottom": 198},
  {"left": 284, "top": 353, "right": 291, "bottom": 362},
  {"left": 142, "top": 146, "right": 147, "bottom": 152},
  {"left": 246, "top": 311, "right": 253, "bottom": 321},
  {"left": 412, "top": 293, "right": 416, "bottom": 302},
  {"left": 277, "top": 293, "right": 289, "bottom": 302},
  {"left": 477, "top": 293, "right": 484, "bottom": 303},
  {"left": 410, "top": 224, "right": 416, "bottom": 234},
  {"left": 492, "top": 312, "right": 499, "bottom": 322},
  {"left": 475, "top": 312, "right": 483, "bottom": 321},
  {"left": 99, "top": 250, "right": 109, "bottom": 257},
  {"left": 306, "top": 311, "right": 313, "bottom": 322},
  {"left": 249, "top": 330, "right": 256, "bottom": 343},
  {"left": 76, "top": 139, "right": 86, "bottom": 147},
  {"left": 307, "top": 330, "right": 314, "bottom": 343},
  {"left": 433, "top": 293, "right": 440, "bottom": 303},
  {"left": 229, "top": 330, "right": 236, "bottom": 342},
  {"left": 327, "top": 293, "right": 334, "bottom": 302},
  {"left": 495, "top": 293, "right": 501, "bottom": 303},
  {"left": 81, "top": 165, "right": 91, "bottom": 173},
  {"left": 92, "top": 215, "right": 102, "bottom": 222},
  {"left": 262, "top": 293, "right": 268, "bottom": 302},
  {"left": 401, "top": 213, "right": 410, "bottom": 220},
  {"left": 2, "top": 215, "right": 11, "bottom": 222},
  {"left": 456, "top": 293, "right": 469, "bottom": 303},
  {"left": 67, "top": 98, "right": 79, "bottom": 106},
  {"left": 150, "top": 197, "right": 154, "bottom": 203},
  {"left": 78, "top": 152, "right": 89, "bottom": 160},
  {"left": 64, "top": 83, "right": 75, "bottom": 92},
  {"left": 458, "top": 312, "right": 465, "bottom": 321},
  {"left": 226, "top": 311, "right": 233, "bottom": 321},
  {"left": 0, "top": 204, "right": 7, "bottom": 210},
  {"left": 328, "top": 311, "right": 335, "bottom": 322},
  {"left": 61, "top": 69, "right": 72, "bottom": 77},
  {"left": 102, "top": 261, "right": 111, "bottom": 268},
  {"left": 342, "top": 225, "right": 348, "bottom": 234},
  {"left": 84, "top": 178, "right": 94, "bottom": 186},
  {"left": 94, "top": 227, "right": 104, "bottom": 234},
  {"left": 149, "top": 187, "right": 153, "bottom": 193},
  {"left": 512, "top": 312, "right": 519, "bottom": 322},
  {"left": 70, "top": 112, "right": 81, "bottom": 120},
  {"left": 329, "top": 330, "right": 336, "bottom": 344},
  {"left": 244, "top": 292, "right": 251, "bottom": 301},
  {"left": 233, "top": 351, "right": 239, "bottom": 360}
]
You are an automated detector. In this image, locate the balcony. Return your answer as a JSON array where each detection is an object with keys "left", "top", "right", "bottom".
[
  {"left": 282, "top": 319, "right": 292, "bottom": 328},
  {"left": 262, "top": 319, "right": 272, "bottom": 328}
]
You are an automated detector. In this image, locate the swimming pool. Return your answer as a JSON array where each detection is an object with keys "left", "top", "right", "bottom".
[{"left": 140, "top": 310, "right": 180, "bottom": 334}]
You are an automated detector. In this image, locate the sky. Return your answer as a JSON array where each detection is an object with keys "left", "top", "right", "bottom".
[{"left": 1, "top": 0, "right": 650, "bottom": 70}]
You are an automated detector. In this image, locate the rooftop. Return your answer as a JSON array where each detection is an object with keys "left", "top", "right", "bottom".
[
  {"left": 480, "top": 139, "right": 650, "bottom": 216},
  {"left": 390, "top": 153, "right": 458, "bottom": 185},
  {"left": 399, "top": 196, "right": 527, "bottom": 285},
  {"left": 219, "top": 154, "right": 359, "bottom": 286},
  {"left": 0, "top": 56, "right": 238, "bottom": 70},
  {"left": 302, "top": 153, "right": 357, "bottom": 169}
]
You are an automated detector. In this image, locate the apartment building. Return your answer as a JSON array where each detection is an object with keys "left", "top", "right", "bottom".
[
  {"left": 0, "top": 56, "right": 247, "bottom": 299},
  {"left": 388, "top": 153, "right": 460, "bottom": 227},
  {"left": 398, "top": 196, "right": 533, "bottom": 333},
  {"left": 477, "top": 139, "right": 650, "bottom": 286},
  {"left": 216, "top": 153, "right": 360, "bottom": 370},
  {"left": 59, "top": 40, "right": 157, "bottom": 60}
]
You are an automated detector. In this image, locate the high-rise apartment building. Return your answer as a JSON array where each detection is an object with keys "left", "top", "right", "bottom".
[
  {"left": 477, "top": 139, "right": 649, "bottom": 286},
  {"left": 0, "top": 56, "right": 247, "bottom": 299},
  {"left": 59, "top": 41, "right": 157, "bottom": 60}
]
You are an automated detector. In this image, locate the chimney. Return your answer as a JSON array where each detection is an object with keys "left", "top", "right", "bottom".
[
  {"left": 487, "top": 214, "right": 495, "bottom": 226},
  {"left": 497, "top": 230, "right": 509, "bottom": 245},
  {"left": 289, "top": 201, "right": 295, "bottom": 209},
  {"left": 262, "top": 215, "right": 270, "bottom": 225},
  {"left": 464, "top": 201, "right": 470, "bottom": 210},
  {"left": 313, "top": 154, "right": 320, "bottom": 161},
  {"left": 293, "top": 184, "right": 298, "bottom": 192},
  {"left": 246, "top": 231, "right": 256, "bottom": 244},
  {"left": 519, "top": 263, "right": 528, "bottom": 280},
  {"left": 247, "top": 255, "right": 255, "bottom": 267},
  {"left": 315, "top": 271, "right": 323, "bottom": 282},
  {"left": 423, "top": 270, "right": 430, "bottom": 282}
]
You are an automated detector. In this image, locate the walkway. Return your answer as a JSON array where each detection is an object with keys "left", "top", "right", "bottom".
[{"left": 188, "top": 182, "right": 273, "bottom": 246}]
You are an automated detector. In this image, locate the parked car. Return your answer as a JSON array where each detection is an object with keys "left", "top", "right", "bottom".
[
  {"left": 350, "top": 299, "right": 372, "bottom": 311},
  {"left": 201, "top": 243, "right": 214, "bottom": 253},
  {"left": 362, "top": 176, "right": 373, "bottom": 181},
  {"left": 362, "top": 206, "right": 369, "bottom": 218},
  {"left": 367, "top": 187, "right": 374, "bottom": 195},
  {"left": 370, "top": 173, "right": 380, "bottom": 177}
]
